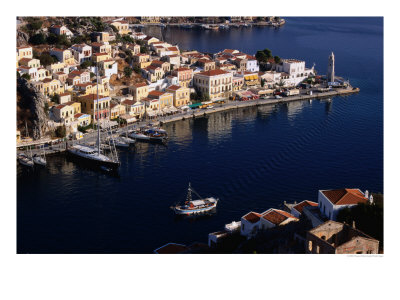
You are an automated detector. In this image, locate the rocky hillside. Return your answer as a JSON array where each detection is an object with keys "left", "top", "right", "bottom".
[{"left": 17, "top": 77, "right": 50, "bottom": 140}]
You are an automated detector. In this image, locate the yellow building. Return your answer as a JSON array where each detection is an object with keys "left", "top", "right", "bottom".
[
  {"left": 148, "top": 90, "right": 173, "bottom": 109},
  {"left": 74, "top": 113, "right": 92, "bottom": 127},
  {"left": 129, "top": 82, "right": 149, "bottom": 101},
  {"left": 34, "top": 78, "right": 64, "bottom": 96},
  {"left": 17, "top": 46, "right": 33, "bottom": 61},
  {"left": 65, "top": 101, "right": 82, "bottom": 114},
  {"left": 109, "top": 20, "right": 130, "bottom": 35},
  {"left": 151, "top": 60, "right": 171, "bottom": 74},
  {"left": 77, "top": 94, "right": 111, "bottom": 120},
  {"left": 49, "top": 48, "right": 75, "bottom": 65},
  {"left": 166, "top": 85, "right": 190, "bottom": 107},
  {"left": 193, "top": 69, "right": 233, "bottom": 100},
  {"left": 143, "top": 36, "right": 160, "bottom": 46},
  {"left": 132, "top": 54, "right": 151, "bottom": 69},
  {"left": 18, "top": 58, "right": 40, "bottom": 68},
  {"left": 143, "top": 65, "right": 164, "bottom": 82},
  {"left": 53, "top": 103, "right": 75, "bottom": 125},
  {"left": 92, "top": 52, "right": 112, "bottom": 63}
]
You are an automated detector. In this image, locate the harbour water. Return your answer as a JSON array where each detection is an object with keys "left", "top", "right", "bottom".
[{"left": 17, "top": 17, "right": 383, "bottom": 253}]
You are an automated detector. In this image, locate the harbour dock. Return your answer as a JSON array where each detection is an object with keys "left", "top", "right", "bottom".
[
  {"left": 161, "top": 87, "right": 360, "bottom": 125},
  {"left": 16, "top": 87, "right": 359, "bottom": 157}
]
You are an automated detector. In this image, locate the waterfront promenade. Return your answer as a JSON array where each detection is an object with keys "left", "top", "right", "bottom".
[
  {"left": 16, "top": 86, "right": 359, "bottom": 155},
  {"left": 16, "top": 86, "right": 359, "bottom": 156}
]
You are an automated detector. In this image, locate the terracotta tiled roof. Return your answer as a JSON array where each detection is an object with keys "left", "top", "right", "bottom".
[
  {"left": 55, "top": 104, "right": 66, "bottom": 109},
  {"left": 322, "top": 189, "right": 368, "bottom": 205},
  {"left": 74, "top": 113, "right": 85, "bottom": 118},
  {"left": 167, "top": 46, "right": 178, "bottom": 51},
  {"left": 166, "top": 85, "right": 182, "bottom": 91},
  {"left": 262, "top": 209, "right": 291, "bottom": 225},
  {"left": 79, "top": 94, "right": 107, "bottom": 101},
  {"left": 293, "top": 200, "right": 318, "bottom": 214},
  {"left": 174, "top": 67, "right": 191, "bottom": 72},
  {"left": 93, "top": 52, "right": 108, "bottom": 56},
  {"left": 148, "top": 90, "right": 164, "bottom": 97},
  {"left": 242, "top": 212, "right": 261, "bottom": 224},
  {"left": 197, "top": 69, "right": 229, "bottom": 77},
  {"left": 133, "top": 82, "right": 148, "bottom": 88},
  {"left": 122, "top": 99, "right": 136, "bottom": 106}
]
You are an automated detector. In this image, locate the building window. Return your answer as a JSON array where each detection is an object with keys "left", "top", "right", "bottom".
[
  {"left": 308, "top": 241, "right": 312, "bottom": 252},
  {"left": 316, "top": 246, "right": 320, "bottom": 254}
]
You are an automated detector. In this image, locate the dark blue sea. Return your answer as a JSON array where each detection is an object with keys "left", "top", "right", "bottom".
[{"left": 17, "top": 17, "right": 383, "bottom": 253}]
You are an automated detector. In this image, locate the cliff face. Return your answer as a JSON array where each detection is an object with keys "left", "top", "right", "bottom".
[{"left": 17, "top": 78, "right": 50, "bottom": 140}]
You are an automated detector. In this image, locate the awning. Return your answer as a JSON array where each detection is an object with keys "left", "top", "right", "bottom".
[
  {"left": 147, "top": 111, "right": 157, "bottom": 117},
  {"left": 120, "top": 114, "right": 137, "bottom": 123},
  {"left": 169, "top": 106, "right": 178, "bottom": 112}
]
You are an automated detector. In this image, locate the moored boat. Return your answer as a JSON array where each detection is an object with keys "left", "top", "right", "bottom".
[
  {"left": 172, "top": 183, "right": 218, "bottom": 215},
  {"left": 18, "top": 153, "right": 34, "bottom": 168}
]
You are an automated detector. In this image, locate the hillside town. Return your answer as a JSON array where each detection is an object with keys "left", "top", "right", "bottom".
[{"left": 17, "top": 16, "right": 352, "bottom": 145}]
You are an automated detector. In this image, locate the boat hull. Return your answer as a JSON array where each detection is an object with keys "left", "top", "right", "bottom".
[{"left": 67, "top": 149, "right": 120, "bottom": 170}]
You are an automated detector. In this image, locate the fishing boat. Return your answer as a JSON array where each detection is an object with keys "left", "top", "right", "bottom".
[
  {"left": 67, "top": 65, "right": 120, "bottom": 171},
  {"left": 172, "top": 183, "right": 218, "bottom": 215},
  {"left": 18, "top": 153, "right": 34, "bottom": 168},
  {"left": 113, "top": 137, "right": 130, "bottom": 148},
  {"left": 129, "top": 126, "right": 168, "bottom": 143}
]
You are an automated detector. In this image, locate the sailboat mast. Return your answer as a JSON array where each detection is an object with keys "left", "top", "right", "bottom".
[
  {"left": 186, "top": 182, "right": 192, "bottom": 203},
  {"left": 96, "top": 63, "right": 100, "bottom": 155}
]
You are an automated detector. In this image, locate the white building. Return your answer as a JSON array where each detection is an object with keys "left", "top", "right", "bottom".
[
  {"left": 318, "top": 188, "right": 370, "bottom": 221},
  {"left": 71, "top": 44, "right": 92, "bottom": 64},
  {"left": 240, "top": 212, "right": 261, "bottom": 238},
  {"left": 193, "top": 69, "right": 233, "bottom": 100},
  {"left": 259, "top": 209, "right": 298, "bottom": 231},
  {"left": 246, "top": 55, "right": 259, "bottom": 72},
  {"left": 290, "top": 200, "right": 318, "bottom": 219},
  {"left": 275, "top": 59, "right": 314, "bottom": 87}
]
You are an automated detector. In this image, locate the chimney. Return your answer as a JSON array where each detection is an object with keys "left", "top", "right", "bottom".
[
  {"left": 352, "top": 221, "right": 356, "bottom": 229},
  {"left": 369, "top": 194, "right": 374, "bottom": 204},
  {"left": 364, "top": 190, "right": 369, "bottom": 199}
]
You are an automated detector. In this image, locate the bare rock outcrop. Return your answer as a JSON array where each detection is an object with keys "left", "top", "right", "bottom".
[{"left": 17, "top": 78, "right": 51, "bottom": 140}]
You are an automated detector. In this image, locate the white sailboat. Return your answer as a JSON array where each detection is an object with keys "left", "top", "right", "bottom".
[
  {"left": 67, "top": 65, "right": 120, "bottom": 170},
  {"left": 33, "top": 144, "right": 46, "bottom": 166}
]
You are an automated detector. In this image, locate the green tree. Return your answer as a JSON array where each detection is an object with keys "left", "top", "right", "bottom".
[
  {"left": 44, "top": 102, "right": 49, "bottom": 116},
  {"left": 80, "top": 60, "right": 93, "bottom": 69},
  {"left": 133, "top": 65, "right": 141, "bottom": 74},
  {"left": 261, "top": 78, "right": 265, "bottom": 87},
  {"left": 337, "top": 196, "right": 383, "bottom": 248},
  {"left": 29, "top": 33, "right": 46, "bottom": 45},
  {"left": 27, "top": 19, "right": 43, "bottom": 31},
  {"left": 46, "top": 33, "right": 59, "bottom": 45},
  {"left": 274, "top": 56, "right": 281, "bottom": 64},
  {"left": 140, "top": 46, "right": 148, "bottom": 54},
  {"left": 124, "top": 66, "right": 133, "bottom": 78},
  {"left": 255, "top": 50, "right": 268, "bottom": 63},
  {"left": 51, "top": 94, "right": 60, "bottom": 104},
  {"left": 39, "top": 53, "right": 57, "bottom": 66},
  {"left": 125, "top": 56, "right": 132, "bottom": 64},
  {"left": 21, "top": 73, "right": 31, "bottom": 80},
  {"left": 55, "top": 125, "right": 66, "bottom": 138},
  {"left": 110, "top": 25, "right": 118, "bottom": 33},
  {"left": 263, "top": 48, "right": 272, "bottom": 59}
]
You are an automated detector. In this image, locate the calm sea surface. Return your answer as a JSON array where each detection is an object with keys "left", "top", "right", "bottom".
[{"left": 17, "top": 17, "right": 383, "bottom": 253}]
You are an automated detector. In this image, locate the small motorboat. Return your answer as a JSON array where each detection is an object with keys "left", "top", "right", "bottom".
[
  {"left": 18, "top": 153, "right": 34, "bottom": 168},
  {"left": 172, "top": 183, "right": 218, "bottom": 215}
]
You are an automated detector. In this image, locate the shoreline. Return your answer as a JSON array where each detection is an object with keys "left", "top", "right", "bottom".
[
  {"left": 16, "top": 87, "right": 359, "bottom": 156},
  {"left": 161, "top": 87, "right": 360, "bottom": 125}
]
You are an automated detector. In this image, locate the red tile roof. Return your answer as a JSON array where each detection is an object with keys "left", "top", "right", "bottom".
[
  {"left": 322, "top": 189, "right": 368, "bottom": 205},
  {"left": 148, "top": 90, "right": 164, "bottom": 97},
  {"left": 242, "top": 212, "right": 261, "bottom": 224},
  {"left": 79, "top": 94, "right": 107, "bottom": 101},
  {"left": 166, "top": 85, "right": 182, "bottom": 91},
  {"left": 261, "top": 210, "right": 288, "bottom": 225},
  {"left": 293, "top": 200, "right": 318, "bottom": 214},
  {"left": 74, "top": 113, "right": 85, "bottom": 118},
  {"left": 133, "top": 82, "right": 148, "bottom": 88},
  {"left": 122, "top": 99, "right": 136, "bottom": 106},
  {"left": 197, "top": 69, "right": 229, "bottom": 77}
]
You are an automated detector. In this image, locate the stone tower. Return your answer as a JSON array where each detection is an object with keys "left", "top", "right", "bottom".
[{"left": 327, "top": 52, "right": 335, "bottom": 82}]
